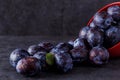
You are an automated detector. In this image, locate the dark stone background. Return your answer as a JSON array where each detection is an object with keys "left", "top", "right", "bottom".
[{"left": 0, "top": 0, "right": 119, "bottom": 36}]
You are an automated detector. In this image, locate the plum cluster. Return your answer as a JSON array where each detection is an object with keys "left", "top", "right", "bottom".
[
  {"left": 9, "top": 42, "right": 73, "bottom": 76},
  {"left": 9, "top": 5, "right": 120, "bottom": 76}
]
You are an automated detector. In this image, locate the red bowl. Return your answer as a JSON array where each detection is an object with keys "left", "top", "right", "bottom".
[{"left": 87, "top": 2, "right": 120, "bottom": 58}]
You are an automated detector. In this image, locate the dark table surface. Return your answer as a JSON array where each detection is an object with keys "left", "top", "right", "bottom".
[{"left": 0, "top": 36, "right": 120, "bottom": 80}]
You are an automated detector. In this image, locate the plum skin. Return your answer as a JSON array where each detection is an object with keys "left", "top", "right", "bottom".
[
  {"left": 9, "top": 48, "right": 30, "bottom": 67},
  {"left": 33, "top": 52, "right": 47, "bottom": 70},
  {"left": 16, "top": 57, "right": 41, "bottom": 76},
  {"left": 86, "top": 28, "right": 104, "bottom": 47},
  {"left": 28, "top": 45, "right": 46, "bottom": 56},
  {"left": 54, "top": 52, "right": 73, "bottom": 72},
  {"left": 104, "top": 26, "right": 120, "bottom": 48},
  {"left": 70, "top": 47, "right": 88, "bottom": 63},
  {"left": 51, "top": 42, "right": 73, "bottom": 54},
  {"left": 38, "top": 42, "right": 54, "bottom": 52},
  {"left": 89, "top": 46, "right": 109, "bottom": 65}
]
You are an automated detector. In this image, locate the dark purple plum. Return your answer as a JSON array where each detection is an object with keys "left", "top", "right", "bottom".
[
  {"left": 79, "top": 26, "right": 90, "bottom": 39},
  {"left": 16, "top": 56, "right": 41, "bottom": 76},
  {"left": 54, "top": 52, "right": 73, "bottom": 72},
  {"left": 104, "top": 26, "right": 120, "bottom": 48},
  {"left": 107, "top": 5, "right": 120, "bottom": 15},
  {"left": 9, "top": 48, "right": 30, "bottom": 67},
  {"left": 33, "top": 52, "right": 47, "bottom": 70},
  {"left": 104, "top": 16, "right": 116, "bottom": 28},
  {"left": 56, "top": 42, "right": 73, "bottom": 50},
  {"left": 28, "top": 45, "right": 46, "bottom": 55},
  {"left": 73, "top": 38, "right": 87, "bottom": 48},
  {"left": 107, "top": 5, "right": 120, "bottom": 21},
  {"left": 93, "top": 11, "right": 107, "bottom": 29},
  {"left": 51, "top": 42, "right": 73, "bottom": 53},
  {"left": 70, "top": 47, "right": 88, "bottom": 63},
  {"left": 38, "top": 42, "right": 54, "bottom": 52},
  {"left": 89, "top": 46, "right": 109, "bottom": 65},
  {"left": 86, "top": 28, "right": 104, "bottom": 47}
]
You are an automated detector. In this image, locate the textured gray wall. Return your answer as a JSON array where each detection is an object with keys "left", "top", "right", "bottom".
[{"left": 0, "top": 0, "right": 119, "bottom": 36}]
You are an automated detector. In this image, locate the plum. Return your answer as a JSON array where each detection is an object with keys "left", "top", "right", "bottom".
[
  {"left": 9, "top": 48, "right": 29, "bottom": 67},
  {"left": 86, "top": 28, "right": 104, "bottom": 47},
  {"left": 16, "top": 57, "right": 41, "bottom": 76},
  {"left": 28, "top": 45, "right": 46, "bottom": 55},
  {"left": 38, "top": 42, "right": 54, "bottom": 52},
  {"left": 89, "top": 46, "right": 109, "bottom": 65}
]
